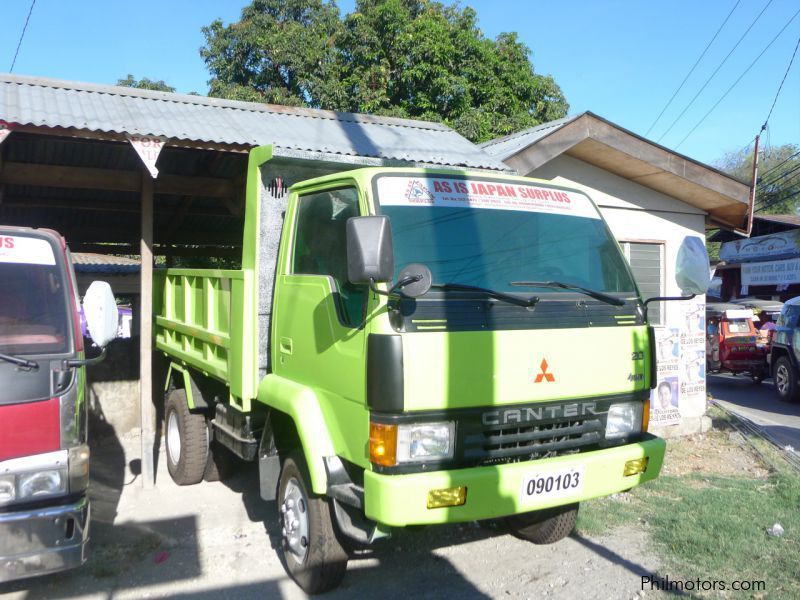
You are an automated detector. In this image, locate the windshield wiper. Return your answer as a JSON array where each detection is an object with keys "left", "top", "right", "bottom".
[
  {"left": 432, "top": 282, "right": 539, "bottom": 307},
  {"left": 509, "top": 280, "right": 625, "bottom": 307},
  {"left": 0, "top": 352, "right": 39, "bottom": 370}
]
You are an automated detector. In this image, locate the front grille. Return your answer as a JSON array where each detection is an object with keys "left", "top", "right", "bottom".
[{"left": 463, "top": 418, "right": 604, "bottom": 466}]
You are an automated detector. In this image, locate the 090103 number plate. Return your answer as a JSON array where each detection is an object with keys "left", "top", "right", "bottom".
[{"left": 520, "top": 465, "right": 585, "bottom": 504}]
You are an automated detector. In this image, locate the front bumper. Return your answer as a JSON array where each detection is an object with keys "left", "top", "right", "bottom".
[
  {"left": 364, "top": 434, "right": 665, "bottom": 526},
  {"left": 0, "top": 496, "right": 89, "bottom": 583}
]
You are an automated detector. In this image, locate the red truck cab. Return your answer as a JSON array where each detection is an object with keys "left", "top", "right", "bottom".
[{"left": 0, "top": 226, "right": 117, "bottom": 583}]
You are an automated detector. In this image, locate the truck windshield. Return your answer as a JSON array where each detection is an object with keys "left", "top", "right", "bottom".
[
  {"left": 375, "top": 175, "right": 637, "bottom": 295},
  {"left": 0, "top": 237, "right": 72, "bottom": 356}
]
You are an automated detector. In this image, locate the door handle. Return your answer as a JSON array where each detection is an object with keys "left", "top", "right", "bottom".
[{"left": 280, "top": 337, "right": 293, "bottom": 355}]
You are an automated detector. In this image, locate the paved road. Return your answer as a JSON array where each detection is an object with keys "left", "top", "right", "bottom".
[{"left": 707, "top": 373, "right": 800, "bottom": 451}]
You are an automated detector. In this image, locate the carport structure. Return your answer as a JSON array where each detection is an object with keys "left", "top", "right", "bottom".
[{"left": 0, "top": 73, "right": 507, "bottom": 486}]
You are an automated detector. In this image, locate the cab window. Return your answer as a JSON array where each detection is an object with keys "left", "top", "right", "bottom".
[{"left": 292, "top": 187, "right": 366, "bottom": 327}]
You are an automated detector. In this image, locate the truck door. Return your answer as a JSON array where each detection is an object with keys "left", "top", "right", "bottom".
[{"left": 272, "top": 184, "right": 369, "bottom": 460}]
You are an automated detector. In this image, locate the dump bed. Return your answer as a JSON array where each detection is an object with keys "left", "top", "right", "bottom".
[{"left": 153, "top": 268, "right": 258, "bottom": 402}]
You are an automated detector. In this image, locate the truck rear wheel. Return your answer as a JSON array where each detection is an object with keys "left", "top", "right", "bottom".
[
  {"left": 277, "top": 452, "right": 348, "bottom": 594},
  {"left": 774, "top": 356, "right": 799, "bottom": 402},
  {"left": 165, "top": 388, "right": 209, "bottom": 485},
  {"left": 506, "top": 503, "right": 578, "bottom": 544}
]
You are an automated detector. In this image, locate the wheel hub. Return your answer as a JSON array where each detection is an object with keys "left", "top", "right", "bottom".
[
  {"left": 777, "top": 365, "right": 789, "bottom": 394},
  {"left": 281, "top": 478, "right": 309, "bottom": 564},
  {"left": 167, "top": 411, "right": 181, "bottom": 465}
]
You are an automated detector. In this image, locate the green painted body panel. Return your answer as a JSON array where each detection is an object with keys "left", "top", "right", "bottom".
[
  {"left": 401, "top": 326, "right": 651, "bottom": 411},
  {"left": 153, "top": 155, "right": 664, "bottom": 513},
  {"left": 153, "top": 268, "right": 256, "bottom": 406},
  {"left": 364, "top": 435, "right": 665, "bottom": 526}
]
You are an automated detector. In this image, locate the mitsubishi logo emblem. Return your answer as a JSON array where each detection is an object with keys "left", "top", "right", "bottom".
[{"left": 534, "top": 359, "right": 555, "bottom": 383}]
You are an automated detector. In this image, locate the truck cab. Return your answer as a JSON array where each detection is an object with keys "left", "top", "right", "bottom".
[{"left": 0, "top": 226, "right": 117, "bottom": 583}]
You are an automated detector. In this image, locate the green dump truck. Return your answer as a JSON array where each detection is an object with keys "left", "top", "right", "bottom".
[{"left": 154, "top": 147, "right": 709, "bottom": 593}]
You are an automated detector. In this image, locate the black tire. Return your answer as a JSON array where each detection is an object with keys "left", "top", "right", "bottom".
[
  {"left": 277, "top": 452, "right": 348, "bottom": 594},
  {"left": 506, "top": 503, "right": 578, "bottom": 544},
  {"left": 774, "top": 356, "right": 799, "bottom": 403},
  {"left": 203, "top": 439, "right": 235, "bottom": 482},
  {"left": 164, "top": 388, "right": 209, "bottom": 485}
]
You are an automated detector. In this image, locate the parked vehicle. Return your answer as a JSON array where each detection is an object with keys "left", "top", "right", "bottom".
[
  {"left": 705, "top": 303, "right": 768, "bottom": 382},
  {"left": 0, "top": 226, "right": 117, "bottom": 583},
  {"left": 730, "top": 298, "right": 783, "bottom": 346},
  {"left": 153, "top": 160, "right": 710, "bottom": 593},
  {"left": 770, "top": 297, "right": 800, "bottom": 402}
]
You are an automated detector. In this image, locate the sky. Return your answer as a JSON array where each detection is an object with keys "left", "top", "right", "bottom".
[{"left": 2, "top": 0, "right": 798, "bottom": 166}]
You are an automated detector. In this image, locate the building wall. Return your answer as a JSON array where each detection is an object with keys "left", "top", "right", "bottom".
[{"left": 530, "top": 155, "right": 710, "bottom": 436}]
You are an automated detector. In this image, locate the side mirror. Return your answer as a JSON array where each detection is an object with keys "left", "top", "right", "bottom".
[
  {"left": 346, "top": 216, "right": 395, "bottom": 284},
  {"left": 675, "top": 236, "right": 710, "bottom": 295},
  {"left": 83, "top": 281, "right": 119, "bottom": 348}
]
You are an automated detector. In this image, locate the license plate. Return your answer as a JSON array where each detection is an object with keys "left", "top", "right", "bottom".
[{"left": 520, "top": 466, "right": 584, "bottom": 503}]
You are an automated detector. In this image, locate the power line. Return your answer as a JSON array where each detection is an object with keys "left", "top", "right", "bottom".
[
  {"left": 674, "top": 6, "right": 800, "bottom": 150},
  {"left": 759, "top": 150, "right": 800, "bottom": 181},
  {"left": 755, "top": 186, "right": 800, "bottom": 213},
  {"left": 9, "top": 0, "right": 37, "bottom": 72},
  {"left": 645, "top": 0, "right": 741, "bottom": 137},
  {"left": 656, "top": 0, "right": 774, "bottom": 144},
  {"left": 759, "top": 162, "right": 800, "bottom": 190},
  {"left": 762, "top": 34, "right": 800, "bottom": 128}
]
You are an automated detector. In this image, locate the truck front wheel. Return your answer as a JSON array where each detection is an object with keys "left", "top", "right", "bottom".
[
  {"left": 277, "top": 452, "right": 348, "bottom": 594},
  {"left": 506, "top": 503, "right": 578, "bottom": 544},
  {"left": 164, "top": 388, "right": 209, "bottom": 485}
]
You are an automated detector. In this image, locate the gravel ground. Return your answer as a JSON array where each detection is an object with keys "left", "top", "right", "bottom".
[{"left": 1, "top": 432, "right": 662, "bottom": 600}]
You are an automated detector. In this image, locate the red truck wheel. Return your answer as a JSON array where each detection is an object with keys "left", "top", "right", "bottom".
[
  {"left": 164, "top": 389, "right": 209, "bottom": 485},
  {"left": 278, "top": 452, "right": 348, "bottom": 593}
]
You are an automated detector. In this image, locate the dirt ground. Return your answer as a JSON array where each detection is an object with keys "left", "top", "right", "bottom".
[{"left": 0, "top": 424, "right": 765, "bottom": 600}]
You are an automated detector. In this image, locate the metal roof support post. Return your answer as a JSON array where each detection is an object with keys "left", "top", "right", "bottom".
[{"left": 140, "top": 168, "right": 155, "bottom": 488}]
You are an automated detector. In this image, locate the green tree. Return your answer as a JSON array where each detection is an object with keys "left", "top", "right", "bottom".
[
  {"left": 117, "top": 74, "right": 176, "bottom": 93},
  {"left": 200, "top": 0, "right": 568, "bottom": 142},
  {"left": 716, "top": 143, "right": 800, "bottom": 215}
]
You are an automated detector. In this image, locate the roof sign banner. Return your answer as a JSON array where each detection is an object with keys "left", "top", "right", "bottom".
[
  {"left": 127, "top": 134, "right": 168, "bottom": 178},
  {"left": 0, "top": 120, "right": 15, "bottom": 145},
  {"left": 376, "top": 176, "right": 601, "bottom": 219},
  {"left": 0, "top": 235, "right": 56, "bottom": 265},
  {"left": 741, "top": 257, "right": 800, "bottom": 287},
  {"left": 720, "top": 229, "right": 800, "bottom": 263}
]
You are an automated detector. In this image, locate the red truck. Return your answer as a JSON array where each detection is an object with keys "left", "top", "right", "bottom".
[{"left": 0, "top": 226, "right": 117, "bottom": 583}]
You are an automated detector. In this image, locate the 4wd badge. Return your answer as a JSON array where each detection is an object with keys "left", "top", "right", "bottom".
[{"left": 534, "top": 359, "right": 555, "bottom": 383}]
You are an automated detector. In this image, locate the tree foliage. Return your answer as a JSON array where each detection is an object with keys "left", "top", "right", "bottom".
[
  {"left": 716, "top": 143, "right": 800, "bottom": 216},
  {"left": 117, "top": 74, "right": 176, "bottom": 93},
  {"left": 201, "top": 0, "right": 568, "bottom": 142}
]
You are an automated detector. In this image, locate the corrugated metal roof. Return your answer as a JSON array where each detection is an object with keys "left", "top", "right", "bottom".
[
  {"left": 754, "top": 214, "right": 800, "bottom": 226},
  {"left": 72, "top": 253, "right": 140, "bottom": 274},
  {"left": 0, "top": 73, "right": 508, "bottom": 171},
  {"left": 479, "top": 114, "right": 583, "bottom": 160}
]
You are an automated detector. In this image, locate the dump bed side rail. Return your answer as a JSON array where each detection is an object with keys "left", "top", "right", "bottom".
[{"left": 154, "top": 268, "right": 257, "bottom": 404}]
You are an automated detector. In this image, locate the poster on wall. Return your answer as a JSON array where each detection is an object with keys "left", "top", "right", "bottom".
[
  {"left": 651, "top": 328, "right": 681, "bottom": 426},
  {"left": 650, "top": 301, "right": 707, "bottom": 427},
  {"left": 680, "top": 302, "right": 707, "bottom": 411}
]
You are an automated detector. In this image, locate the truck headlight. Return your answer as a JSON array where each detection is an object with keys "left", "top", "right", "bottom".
[
  {"left": 0, "top": 450, "right": 70, "bottom": 506},
  {"left": 370, "top": 421, "right": 455, "bottom": 466},
  {"left": 605, "top": 402, "right": 643, "bottom": 439},
  {"left": 397, "top": 422, "right": 455, "bottom": 463},
  {"left": 18, "top": 469, "right": 67, "bottom": 499}
]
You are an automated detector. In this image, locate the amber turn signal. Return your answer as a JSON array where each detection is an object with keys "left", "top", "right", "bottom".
[
  {"left": 642, "top": 398, "right": 650, "bottom": 433},
  {"left": 369, "top": 422, "right": 398, "bottom": 467}
]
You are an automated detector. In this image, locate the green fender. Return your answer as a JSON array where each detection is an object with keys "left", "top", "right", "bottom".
[
  {"left": 257, "top": 374, "right": 336, "bottom": 494},
  {"left": 164, "top": 362, "right": 205, "bottom": 410}
]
